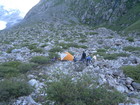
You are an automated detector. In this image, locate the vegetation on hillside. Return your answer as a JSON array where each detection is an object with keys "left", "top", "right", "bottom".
[
  {"left": 45, "top": 74, "right": 126, "bottom": 105},
  {"left": 109, "top": 2, "right": 140, "bottom": 32},
  {"left": 122, "top": 65, "right": 140, "bottom": 83}
]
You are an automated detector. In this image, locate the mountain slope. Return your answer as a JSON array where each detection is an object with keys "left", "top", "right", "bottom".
[{"left": 21, "top": 0, "right": 140, "bottom": 33}]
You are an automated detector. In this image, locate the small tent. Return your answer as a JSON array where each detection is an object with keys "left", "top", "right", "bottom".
[{"left": 60, "top": 52, "right": 74, "bottom": 61}]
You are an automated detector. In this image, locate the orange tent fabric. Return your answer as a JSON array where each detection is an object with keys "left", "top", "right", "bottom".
[{"left": 60, "top": 52, "right": 74, "bottom": 61}]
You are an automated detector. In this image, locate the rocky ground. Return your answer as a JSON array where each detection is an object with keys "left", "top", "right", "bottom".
[{"left": 0, "top": 23, "right": 140, "bottom": 105}]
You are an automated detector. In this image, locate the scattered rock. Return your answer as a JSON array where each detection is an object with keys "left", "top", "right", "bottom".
[
  {"left": 132, "top": 82, "right": 140, "bottom": 90},
  {"left": 116, "top": 85, "right": 128, "bottom": 93},
  {"left": 28, "top": 79, "right": 40, "bottom": 88},
  {"left": 126, "top": 77, "right": 134, "bottom": 85}
]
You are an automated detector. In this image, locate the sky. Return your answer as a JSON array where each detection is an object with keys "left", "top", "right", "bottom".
[{"left": 0, "top": 0, "right": 40, "bottom": 30}]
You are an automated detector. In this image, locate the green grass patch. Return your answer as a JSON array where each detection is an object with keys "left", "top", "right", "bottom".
[
  {"left": 94, "top": 52, "right": 129, "bottom": 60},
  {"left": 97, "top": 48, "right": 106, "bottom": 52},
  {"left": 126, "top": 37, "right": 134, "bottom": 42},
  {"left": 123, "top": 46, "right": 140, "bottom": 52},
  {"left": 108, "top": 3, "right": 140, "bottom": 31},
  {"left": 0, "top": 80, "right": 33, "bottom": 101},
  {"left": 28, "top": 44, "right": 37, "bottom": 50},
  {"left": 121, "top": 65, "right": 140, "bottom": 83},
  {"left": 40, "top": 44, "right": 48, "bottom": 48},
  {"left": 0, "top": 66, "right": 19, "bottom": 78},
  {"left": 79, "top": 39, "right": 87, "bottom": 43},
  {"left": 30, "top": 56, "right": 50, "bottom": 64},
  {"left": 85, "top": 32, "right": 98, "bottom": 35},
  {"left": 0, "top": 61, "right": 37, "bottom": 78},
  {"left": 18, "top": 63, "right": 37, "bottom": 73},
  {"left": 32, "top": 48, "right": 44, "bottom": 53},
  {"left": 1, "top": 61, "right": 21, "bottom": 68},
  {"left": 104, "top": 53, "right": 129, "bottom": 60},
  {"left": 124, "top": 19, "right": 140, "bottom": 33},
  {"left": 45, "top": 75, "right": 125, "bottom": 105},
  {"left": 6, "top": 47, "right": 15, "bottom": 53},
  {"left": 48, "top": 52, "right": 59, "bottom": 59},
  {"left": 49, "top": 47, "right": 63, "bottom": 53},
  {"left": 58, "top": 42, "right": 88, "bottom": 49}
]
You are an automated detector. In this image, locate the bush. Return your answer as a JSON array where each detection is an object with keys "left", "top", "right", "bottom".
[
  {"left": 1, "top": 61, "right": 21, "bottom": 68},
  {"left": 79, "top": 39, "right": 87, "bottom": 43},
  {"left": 6, "top": 47, "right": 15, "bottom": 53},
  {"left": 30, "top": 56, "right": 50, "bottom": 64},
  {"left": 45, "top": 75, "right": 125, "bottom": 105},
  {"left": 0, "top": 80, "right": 33, "bottom": 101},
  {"left": 18, "top": 63, "right": 37, "bottom": 73},
  {"left": 126, "top": 37, "right": 134, "bottom": 42},
  {"left": 121, "top": 65, "right": 140, "bottom": 83},
  {"left": 97, "top": 49, "right": 106, "bottom": 52},
  {"left": 28, "top": 44, "right": 37, "bottom": 50},
  {"left": 32, "top": 48, "right": 44, "bottom": 53},
  {"left": 0, "top": 66, "right": 19, "bottom": 78},
  {"left": 49, "top": 47, "right": 63, "bottom": 53},
  {"left": 40, "top": 44, "right": 47, "bottom": 48},
  {"left": 123, "top": 46, "right": 140, "bottom": 52},
  {"left": 79, "top": 45, "right": 88, "bottom": 49},
  {"left": 0, "top": 61, "right": 37, "bottom": 78},
  {"left": 104, "top": 53, "right": 129, "bottom": 60},
  {"left": 48, "top": 52, "right": 59, "bottom": 59}
]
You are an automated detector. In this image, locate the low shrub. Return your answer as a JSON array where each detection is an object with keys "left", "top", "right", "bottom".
[
  {"left": 48, "top": 52, "right": 59, "bottom": 59},
  {"left": 97, "top": 48, "right": 106, "bottom": 52},
  {"left": 45, "top": 75, "right": 125, "bottom": 105},
  {"left": 28, "top": 44, "right": 37, "bottom": 50},
  {"left": 0, "top": 80, "right": 33, "bottom": 101},
  {"left": 79, "top": 39, "right": 87, "bottom": 43},
  {"left": 126, "top": 37, "right": 134, "bottom": 42},
  {"left": 18, "top": 63, "right": 37, "bottom": 73},
  {"left": 85, "top": 32, "right": 98, "bottom": 35},
  {"left": 123, "top": 46, "right": 140, "bottom": 52},
  {"left": 121, "top": 65, "right": 140, "bottom": 83},
  {"left": 0, "top": 66, "right": 19, "bottom": 78},
  {"left": 49, "top": 47, "right": 63, "bottom": 53},
  {"left": 30, "top": 56, "right": 50, "bottom": 64},
  {"left": 58, "top": 42, "right": 88, "bottom": 49},
  {"left": 0, "top": 61, "right": 37, "bottom": 78},
  {"left": 79, "top": 45, "right": 88, "bottom": 49},
  {"left": 32, "top": 48, "right": 44, "bottom": 53},
  {"left": 40, "top": 44, "right": 47, "bottom": 48},
  {"left": 6, "top": 47, "right": 15, "bottom": 53},
  {"left": 104, "top": 53, "right": 129, "bottom": 60},
  {"left": 1, "top": 61, "right": 21, "bottom": 68}
]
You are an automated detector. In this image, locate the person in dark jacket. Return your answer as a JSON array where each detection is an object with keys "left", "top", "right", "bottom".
[{"left": 81, "top": 51, "right": 86, "bottom": 62}]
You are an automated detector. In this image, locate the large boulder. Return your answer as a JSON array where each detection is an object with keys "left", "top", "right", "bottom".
[
  {"left": 132, "top": 82, "right": 140, "bottom": 90},
  {"left": 116, "top": 85, "right": 129, "bottom": 93}
]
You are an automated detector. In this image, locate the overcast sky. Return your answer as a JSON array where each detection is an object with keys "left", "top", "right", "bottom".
[{"left": 0, "top": 0, "right": 40, "bottom": 30}]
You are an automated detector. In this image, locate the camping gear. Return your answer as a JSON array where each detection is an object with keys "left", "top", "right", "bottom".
[{"left": 60, "top": 52, "right": 74, "bottom": 61}]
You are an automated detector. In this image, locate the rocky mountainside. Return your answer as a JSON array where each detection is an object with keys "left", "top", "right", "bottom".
[
  {"left": 0, "top": 0, "right": 140, "bottom": 105},
  {"left": 23, "top": 0, "right": 140, "bottom": 31}
]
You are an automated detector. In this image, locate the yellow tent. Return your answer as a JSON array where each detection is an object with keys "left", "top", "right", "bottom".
[{"left": 60, "top": 52, "right": 74, "bottom": 61}]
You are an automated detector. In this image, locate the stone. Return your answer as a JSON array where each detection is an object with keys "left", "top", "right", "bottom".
[
  {"left": 127, "top": 85, "right": 134, "bottom": 91},
  {"left": 12, "top": 49, "right": 22, "bottom": 53},
  {"left": 113, "top": 70, "right": 121, "bottom": 77},
  {"left": 116, "top": 85, "right": 128, "bottom": 93},
  {"left": 126, "top": 77, "right": 134, "bottom": 85},
  {"left": 26, "top": 95, "right": 39, "bottom": 105},
  {"left": 127, "top": 92, "right": 136, "bottom": 97},
  {"left": 132, "top": 82, "right": 140, "bottom": 90},
  {"left": 28, "top": 79, "right": 40, "bottom": 88},
  {"left": 27, "top": 75, "right": 35, "bottom": 79},
  {"left": 16, "top": 54, "right": 24, "bottom": 61}
]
